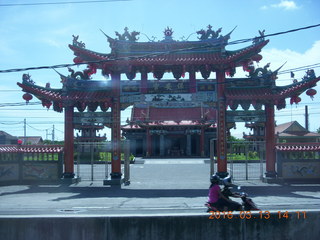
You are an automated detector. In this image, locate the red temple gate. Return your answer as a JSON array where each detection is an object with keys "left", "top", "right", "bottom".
[{"left": 18, "top": 25, "right": 319, "bottom": 183}]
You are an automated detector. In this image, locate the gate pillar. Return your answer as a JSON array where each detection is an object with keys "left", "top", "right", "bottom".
[
  {"left": 216, "top": 70, "right": 228, "bottom": 177},
  {"left": 63, "top": 105, "right": 75, "bottom": 179},
  {"left": 265, "top": 104, "right": 277, "bottom": 178},
  {"left": 107, "top": 73, "right": 123, "bottom": 184}
]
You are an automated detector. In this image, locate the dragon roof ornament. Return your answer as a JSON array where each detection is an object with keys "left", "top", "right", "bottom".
[
  {"left": 196, "top": 25, "right": 222, "bottom": 40},
  {"left": 115, "top": 27, "right": 140, "bottom": 41}
]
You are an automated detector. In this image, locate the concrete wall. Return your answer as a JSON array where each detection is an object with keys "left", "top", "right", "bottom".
[{"left": 0, "top": 210, "right": 319, "bottom": 240}]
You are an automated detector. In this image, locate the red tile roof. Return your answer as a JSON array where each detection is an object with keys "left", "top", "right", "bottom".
[
  {"left": 276, "top": 143, "right": 320, "bottom": 151},
  {"left": 0, "top": 145, "right": 63, "bottom": 153},
  {"left": 132, "top": 106, "right": 216, "bottom": 122}
]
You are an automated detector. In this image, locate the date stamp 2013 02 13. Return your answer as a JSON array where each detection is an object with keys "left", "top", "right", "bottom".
[{"left": 208, "top": 211, "right": 307, "bottom": 220}]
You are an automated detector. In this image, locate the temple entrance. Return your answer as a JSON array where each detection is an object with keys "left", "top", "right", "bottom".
[
  {"left": 191, "top": 135, "right": 199, "bottom": 156},
  {"left": 136, "top": 139, "right": 143, "bottom": 156},
  {"left": 169, "top": 136, "right": 185, "bottom": 157}
]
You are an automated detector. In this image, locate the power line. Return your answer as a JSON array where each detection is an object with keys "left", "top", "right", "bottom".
[
  {"left": 278, "top": 63, "right": 320, "bottom": 75},
  {"left": 0, "top": 0, "right": 130, "bottom": 7},
  {"left": 0, "top": 23, "right": 319, "bottom": 74},
  {"left": 229, "top": 23, "right": 320, "bottom": 45},
  {"left": 0, "top": 102, "right": 42, "bottom": 107}
]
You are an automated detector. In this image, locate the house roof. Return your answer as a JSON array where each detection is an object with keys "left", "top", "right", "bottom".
[
  {"left": 275, "top": 121, "right": 320, "bottom": 138},
  {"left": 18, "top": 136, "right": 43, "bottom": 145},
  {"left": 0, "top": 131, "right": 17, "bottom": 139}
]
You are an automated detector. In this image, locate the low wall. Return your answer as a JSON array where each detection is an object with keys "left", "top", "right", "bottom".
[
  {"left": 0, "top": 210, "right": 319, "bottom": 240},
  {"left": 0, "top": 145, "right": 63, "bottom": 185}
]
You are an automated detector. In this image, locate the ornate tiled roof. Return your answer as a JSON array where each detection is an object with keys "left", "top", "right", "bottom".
[
  {"left": 69, "top": 40, "right": 268, "bottom": 70},
  {"left": 226, "top": 76, "right": 320, "bottom": 102},
  {"left": 17, "top": 81, "right": 112, "bottom": 103},
  {"left": 0, "top": 145, "right": 63, "bottom": 153}
]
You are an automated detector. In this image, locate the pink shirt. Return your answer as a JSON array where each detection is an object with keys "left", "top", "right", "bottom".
[{"left": 208, "top": 184, "right": 220, "bottom": 203}]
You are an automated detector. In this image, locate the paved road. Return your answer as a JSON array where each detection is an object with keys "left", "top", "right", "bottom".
[{"left": 0, "top": 158, "right": 319, "bottom": 216}]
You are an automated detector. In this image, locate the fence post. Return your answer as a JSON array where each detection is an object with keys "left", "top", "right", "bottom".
[
  {"left": 229, "top": 141, "right": 234, "bottom": 179},
  {"left": 123, "top": 140, "right": 130, "bottom": 185},
  {"left": 90, "top": 142, "right": 94, "bottom": 181},
  {"left": 18, "top": 145, "right": 23, "bottom": 182},
  {"left": 210, "top": 139, "right": 216, "bottom": 176},
  {"left": 76, "top": 143, "right": 81, "bottom": 179},
  {"left": 245, "top": 143, "right": 248, "bottom": 180}
]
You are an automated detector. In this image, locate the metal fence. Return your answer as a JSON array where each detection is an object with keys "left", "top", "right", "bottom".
[
  {"left": 74, "top": 141, "right": 130, "bottom": 182},
  {"left": 227, "top": 141, "right": 266, "bottom": 180},
  {"left": 210, "top": 140, "right": 266, "bottom": 180}
]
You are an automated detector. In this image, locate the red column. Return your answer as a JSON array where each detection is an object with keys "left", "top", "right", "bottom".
[
  {"left": 146, "top": 128, "right": 152, "bottom": 157},
  {"left": 141, "top": 69, "right": 148, "bottom": 94},
  {"left": 63, "top": 105, "right": 75, "bottom": 178},
  {"left": 111, "top": 73, "right": 122, "bottom": 179},
  {"left": 216, "top": 70, "right": 228, "bottom": 177},
  {"left": 189, "top": 69, "right": 196, "bottom": 93},
  {"left": 265, "top": 104, "right": 277, "bottom": 177}
]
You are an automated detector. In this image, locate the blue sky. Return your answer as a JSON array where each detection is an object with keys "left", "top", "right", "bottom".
[{"left": 0, "top": 0, "right": 319, "bottom": 140}]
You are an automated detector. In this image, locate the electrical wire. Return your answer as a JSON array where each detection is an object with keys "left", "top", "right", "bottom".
[{"left": 0, "top": 0, "right": 129, "bottom": 7}]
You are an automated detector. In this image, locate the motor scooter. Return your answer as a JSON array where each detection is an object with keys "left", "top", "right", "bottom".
[{"left": 205, "top": 176, "right": 260, "bottom": 212}]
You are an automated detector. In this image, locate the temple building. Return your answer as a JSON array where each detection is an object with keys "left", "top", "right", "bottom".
[
  {"left": 17, "top": 25, "right": 320, "bottom": 182},
  {"left": 122, "top": 105, "right": 217, "bottom": 157}
]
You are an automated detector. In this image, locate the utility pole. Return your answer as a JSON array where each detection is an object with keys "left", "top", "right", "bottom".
[
  {"left": 24, "top": 118, "right": 27, "bottom": 141},
  {"left": 305, "top": 105, "right": 309, "bottom": 131},
  {"left": 52, "top": 124, "right": 55, "bottom": 142}
]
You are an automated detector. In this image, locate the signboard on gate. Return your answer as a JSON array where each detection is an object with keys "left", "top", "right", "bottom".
[
  {"left": 226, "top": 110, "right": 266, "bottom": 122},
  {"left": 73, "top": 112, "right": 112, "bottom": 124}
]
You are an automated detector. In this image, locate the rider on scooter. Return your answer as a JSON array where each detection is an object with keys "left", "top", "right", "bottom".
[{"left": 207, "top": 174, "right": 242, "bottom": 211}]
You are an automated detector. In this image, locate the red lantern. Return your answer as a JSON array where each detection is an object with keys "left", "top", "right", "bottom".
[
  {"left": 290, "top": 96, "right": 301, "bottom": 105},
  {"left": 73, "top": 57, "right": 83, "bottom": 64},
  {"left": 23, "top": 93, "right": 33, "bottom": 104},
  {"left": 306, "top": 88, "right": 317, "bottom": 100},
  {"left": 290, "top": 97, "right": 294, "bottom": 105},
  {"left": 251, "top": 54, "right": 263, "bottom": 62}
]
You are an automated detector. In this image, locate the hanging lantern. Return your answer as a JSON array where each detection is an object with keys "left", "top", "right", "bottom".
[
  {"left": 306, "top": 88, "right": 317, "bottom": 100},
  {"left": 251, "top": 54, "right": 262, "bottom": 62},
  {"left": 73, "top": 56, "right": 83, "bottom": 64},
  {"left": 22, "top": 93, "right": 33, "bottom": 104},
  {"left": 290, "top": 96, "right": 301, "bottom": 105},
  {"left": 41, "top": 99, "right": 52, "bottom": 109},
  {"left": 290, "top": 97, "right": 294, "bottom": 105}
]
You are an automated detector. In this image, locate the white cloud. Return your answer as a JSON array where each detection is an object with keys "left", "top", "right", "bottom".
[
  {"left": 261, "top": 1, "right": 299, "bottom": 11},
  {"left": 260, "top": 40, "right": 320, "bottom": 83}
]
